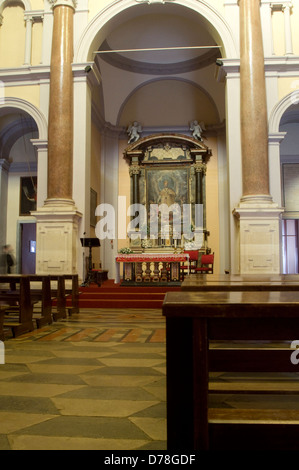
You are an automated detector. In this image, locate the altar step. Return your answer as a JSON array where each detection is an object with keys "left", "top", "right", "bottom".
[{"left": 73, "top": 281, "right": 181, "bottom": 309}]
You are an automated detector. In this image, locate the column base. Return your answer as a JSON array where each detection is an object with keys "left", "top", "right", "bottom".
[
  {"left": 233, "top": 197, "right": 284, "bottom": 274},
  {"left": 32, "top": 200, "right": 82, "bottom": 275}
]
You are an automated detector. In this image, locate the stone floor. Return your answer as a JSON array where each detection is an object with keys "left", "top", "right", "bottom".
[
  {"left": 0, "top": 309, "right": 167, "bottom": 450},
  {"left": 1, "top": 307, "right": 299, "bottom": 450}
]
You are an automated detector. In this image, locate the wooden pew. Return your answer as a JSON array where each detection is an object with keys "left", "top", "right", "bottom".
[
  {"left": 0, "top": 274, "right": 80, "bottom": 336},
  {"left": 63, "top": 274, "right": 80, "bottom": 315},
  {"left": 50, "top": 275, "right": 67, "bottom": 321},
  {"left": 163, "top": 290, "right": 299, "bottom": 451},
  {"left": 28, "top": 275, "right": 53, "bottom": 328},
  {"left": 1, "top": 275, "right": 53, "bottom": 329},
  {"left": 0, "top": 305, "right": 8, "bottom": 341},
  {"left": 49, "top": 274, "right": 80, "bottom": 320},
  {"left": 0, "top": 275, "right": 35, "bottom": 338},
  {"left": 182, "top": 273, "right": 299, "bottom": 291}
]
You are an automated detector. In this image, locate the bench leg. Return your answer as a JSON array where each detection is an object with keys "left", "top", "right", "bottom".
[
  {"left": 53, "top": 277, "right": 67, "bottom": 321},
  {"left": 9, "top": 321, "right": 35, "bottom": 338}
]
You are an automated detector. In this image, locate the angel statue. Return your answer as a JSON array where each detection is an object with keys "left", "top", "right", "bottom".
[
  {"left": 190, "top": 120, "right": 205, "bottom": 142},
  {"left": 127, "top": 121, "right": 142, "bottom": 144}
]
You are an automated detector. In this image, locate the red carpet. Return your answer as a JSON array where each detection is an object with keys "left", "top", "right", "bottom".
[{"left": 74, "top": 280, "right": 181, "bottom": 309}]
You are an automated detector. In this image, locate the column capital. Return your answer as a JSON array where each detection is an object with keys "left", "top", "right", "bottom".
[
  {"left": 0, "top": 159, "right": 10, "bottom": 172},
  {"left": 49, "top": 0, "right": 77, "bottom": 10},
  {"left": 282, "top": 2, "right": 293, "bottom": 11},
  {"left": 24, "top": 11, "right": 44, "bottom": 22},
  {"left": 31, "top": 139, "right": 48, "bottom": 151},
  {"left": 237, "top": 0, "right": 262, "bottom": 5},
  {"left": 129, "top": 165, "right": 141, "bottom": 176},
  {"left": 193, "top": 162, "right": 207, "bottom": 174}
]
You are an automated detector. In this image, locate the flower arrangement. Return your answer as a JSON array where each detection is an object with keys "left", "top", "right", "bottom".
[
  {"left": 141, "top": 239, "right": 153, "bottom": 249},
  {"left": 119, "top": 247, "right": 133, "bottom": 254}
]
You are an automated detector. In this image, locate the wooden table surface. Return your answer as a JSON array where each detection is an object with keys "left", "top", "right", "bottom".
[
  {"left": 163, "top": 289, "right": 299, "bottom": 450},
  {"left": 181, "top": 273, "right": 299, "bottom": 291}
]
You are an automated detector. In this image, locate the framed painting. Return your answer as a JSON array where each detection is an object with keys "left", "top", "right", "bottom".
[
  {"left": 146, "top": 167, "right": 190, "bottom": 237},
  {"left": 146, "top": 167, "right": 189, "bottom": 208},
  {"left": 20, "top": 176, "right": 37, "bottom": 216}
]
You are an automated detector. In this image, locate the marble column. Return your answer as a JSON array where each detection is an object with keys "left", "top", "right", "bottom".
[
  {"left": 233, "top": 0, "right": 283, "bottom": 274},
  {"left": 47, "top": 0, "right": 74, "bottom": 205},
  {"left": 33, "top": 0, "right": 82, "bottom": 276},
  {"left": 239, "top": 0, "right": 270, "bottom": 201}
]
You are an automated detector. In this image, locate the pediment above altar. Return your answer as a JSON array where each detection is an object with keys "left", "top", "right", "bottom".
[{"left": 123, "top": 133, "right": 212, "bottom": 165}]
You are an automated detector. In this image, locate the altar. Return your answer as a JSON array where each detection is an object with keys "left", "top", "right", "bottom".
[
  {"left": 115, "top": 253, "right": 189, "bottom": 286},
  {"left": 116, "top": 133, "right": 213, "bottom": 285}
]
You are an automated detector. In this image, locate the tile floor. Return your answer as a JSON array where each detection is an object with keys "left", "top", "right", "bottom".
[
  {"left": 1, "top": 307, "right": 299, "bottom": 450},
  {"left": 0, "top": 308, "right": 167, "bottom": 450}
]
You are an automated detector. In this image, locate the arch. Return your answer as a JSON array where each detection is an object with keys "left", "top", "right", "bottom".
[
  {"left": 117, "top": 77, "right": 221, "bottom": 126},
  {"left": 74, "top": 0, "right": 238, "bottom": 63},
  {"left": 0, "top": 97, "right": 48, "bottom": 140},
  {"left": 0, "top": 0, "right": 31, "bottom": 15},
  {"left": 0, "top": 115, "right": 38, "bottom": 157},
  {"left": 269, "top": 91, "right": 299, "bottom": 133}
]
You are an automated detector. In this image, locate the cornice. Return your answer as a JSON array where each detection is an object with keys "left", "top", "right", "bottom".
[
  {"left": 217, "top": 56, "right": 299, "bottom": 80},
  {"left": 0, "top": 65, "right": 50, "bottom": 85}
]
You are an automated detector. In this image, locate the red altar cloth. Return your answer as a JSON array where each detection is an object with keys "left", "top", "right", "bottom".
[
  {"left": 116, "top": 253, "right": 188, "bottom": 263},
  {"left": 115, "top": 253, "right": 189, "bottom": 283}
]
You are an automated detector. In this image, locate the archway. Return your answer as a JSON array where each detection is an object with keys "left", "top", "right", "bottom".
[
  {"left": 269, "top": 92, "right": 299, "bottom": 273},
  {"left": 0, "top": 98, "right": 48, "bottom": 272},
  {"left": 73, "top": 0, "right": 235, "bottom": 278},
  {"left": 75, "top": 0, "right": 237, "bottom": 63}
]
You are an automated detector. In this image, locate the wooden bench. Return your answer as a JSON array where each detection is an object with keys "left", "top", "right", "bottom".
[
  {"left": 0, "top": 274, "right": 80, "bottom": 334},
  {"left": 0, "top": 275, "right": 35, "bottom": 338},
  {"left": 49, "top": 274, "right": 80, "bottom": 320},
  {"left": 27, "top": 275, "right": 53, "bottom": 328},
  {"left": 0, "top": 305, "right": 8, "bottom": 341},
  {"left": 0, "top": 275, "right": 54, "bottom": 332},
  {"left": 182, "top": 273, "right": 299, "bottom": 291},
  {"left": 63, "top": 274, "right": 80, "bottom": 315},
  {"left": 163, "top": 290, "right": 299, "bottom": 451}
]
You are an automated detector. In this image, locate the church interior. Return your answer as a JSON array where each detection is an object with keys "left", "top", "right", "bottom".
[{"left": 0, "top": 0, "right": 299, "bottom": 451}]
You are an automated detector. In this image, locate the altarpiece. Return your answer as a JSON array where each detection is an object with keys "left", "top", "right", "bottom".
[{"left": 123, "top": 133, "right": 212, "bottom": 254}]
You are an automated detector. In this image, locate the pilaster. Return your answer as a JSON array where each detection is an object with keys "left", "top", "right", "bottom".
[{"left": 0, "top": 159, "right": 10, "bottom": 262}]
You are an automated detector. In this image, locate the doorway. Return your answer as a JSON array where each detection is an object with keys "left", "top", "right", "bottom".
[
  {"left": 282, "top": 219, "right": 299, "bottom": 274},
  {"left": 20, "top": 223, "right": 36, "bottom": 274}
]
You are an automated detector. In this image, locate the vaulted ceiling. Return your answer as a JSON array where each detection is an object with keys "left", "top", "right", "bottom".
[{"left": 92, "top": 3, "right": 225, "bottom": 131}]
